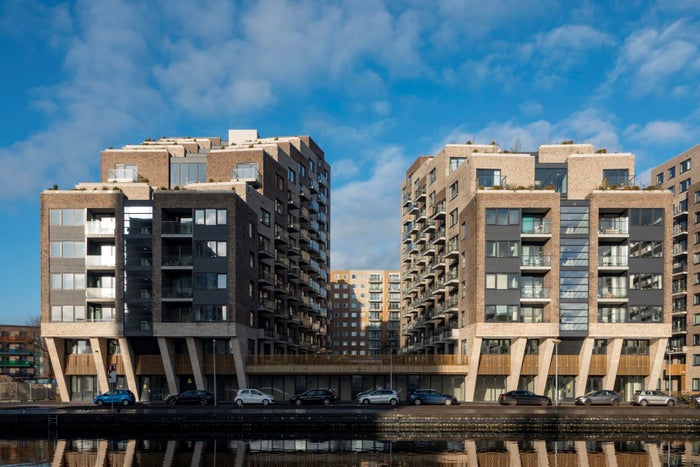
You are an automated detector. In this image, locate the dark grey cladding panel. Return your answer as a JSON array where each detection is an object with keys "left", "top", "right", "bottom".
[
  {"left": 484, "top": 289, "right": 520, "bottom": 304},
  {"left": 485, "top": 225, "right": 520, "bottom": 240},
  {"left": 484, "top": 257, "right": 520, "bottom": 273}
]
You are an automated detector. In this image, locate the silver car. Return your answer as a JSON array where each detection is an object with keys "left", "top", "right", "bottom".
[
  {"left": 234, "top": 388, "right": 275, "bottom": 407},
  {"left": 632, "top": 390, "right": 677, "bottom": 407},
  {"left": 356, "top": 389, "right": 399, "bottom": 405},
  {"left": 574, "top": 389, "right": 621, "bottom": 406}
]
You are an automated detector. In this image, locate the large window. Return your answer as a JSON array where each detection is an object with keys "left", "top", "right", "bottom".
[
  {"left": 560, "top": 270, "right": 588, "bottom": 299},
  {"left": 629, "top": 240, "right": 663, "bottom": 258},
  {"left": 481, "top": 339, "right": 510, "bottom": 354},
  {"left": 194, "top": 273, "right": 226, "bottom": 290},
  {"left": 170, "top": 162, "right": 206, "bottom": 186},
  {"left": 560, "top": 303, "right": 588, "bottom": 331},
  {"left": 450, "top": 157, "right": 466, "bottom": 172},
  {"left": 193, "top": 305, "right": 226, "bottom": 322},
  {"left": 195, "top": 209, "right": 226, "bottom": 225},
  {"left": 486, "top": 241, "right": 519, "bottom": 257},
  {"left": 49, "top": 209, "right": 85, "bottom": 226},
  {"left": 603, "top": 169, "right": 629, "bottom": 187},
  {"left": 486, "top": 208, "right": 520, "bottom": 225},
  {"left": 561, "top": 239, "right": 589, "bottom": 266},
  {"left": 477, "top": 169, "right": 502, "bottom": 187},
  {"left": 485, "top": 305, "right": 518, "bottom": 322},
  {"left": 681, "top": 159, "right": 691, "bottom": 173},
  {"left": 621, "top": 339, "right": 649, "bottom": 355},
  {"left": 195, "top": 241, "right": 227, "bottom": 257},
  {"left": 50, "top": 273, "right": 86, "bottom": 290},
  {"left": 560, "top": 206, "right": 589, "bottom": 234},
  {"left": 485, "top": 273, "right": 518, "bottom": 289},
  {"left": 630, "top": 273, "right": 662, "bottom": 290},
  {"left": 629, "top": 208, "right": 664, "bottom": 226},
  {"left": 50, "top": 241, "right": 85, "bottom": 258}
]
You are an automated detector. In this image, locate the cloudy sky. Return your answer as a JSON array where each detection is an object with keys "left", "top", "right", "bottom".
[{"left": 0, "top": 0, "right": 699, "bottom": 325}]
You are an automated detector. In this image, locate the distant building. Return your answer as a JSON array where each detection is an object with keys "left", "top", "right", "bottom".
[
  {"left": 0, "top": 324, "right": 47, "bottom": 379},
  {"left": 400, "top": 142, "right": 672, "bottom": 401},
  {"left": 329, "top": 270, "right": 401, "bottom": 355},
  {"left": 41, "top": 130, "right": 330, "bottom": 402},
  {"left": 650, "top": 144, "right": 700, "bottom": 394}
]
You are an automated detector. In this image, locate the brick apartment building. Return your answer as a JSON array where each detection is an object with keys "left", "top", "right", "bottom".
[
  {"left": 400, "top": 142, "right": 673, "bottom": 401},
  {"left": 41, "top": 129, "right": 330, "bottom": 402}
]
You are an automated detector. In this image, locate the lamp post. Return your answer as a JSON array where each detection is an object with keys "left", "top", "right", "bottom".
[
  {"left": 213, "top": 338, "right": 217, "bottom": 407},
  {"left": 389, "top": 347, "right": 394, "bottom": 390},
  {"left": 552, "top": 338, "right": 561, "bottom": 406}
]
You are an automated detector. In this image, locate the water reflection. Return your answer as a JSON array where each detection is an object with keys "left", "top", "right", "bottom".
[{"left": 0, "top": 437, "right": 694, "bottom": 465}]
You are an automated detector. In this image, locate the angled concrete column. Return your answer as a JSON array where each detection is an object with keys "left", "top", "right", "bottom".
[
  {"left": 118, "top": 337, "right": 138, "bottom": 401},
  {"left": 508, "top": 338, "right": 527, "bottom": 391},
  {"left": 506, "top": 440, "right": 522, "bottom": 467},
  {"left": 603, "top": 338, "right": 623, "bottom": 390},
  {"left": 534, "top": 440, "right": 549, "bottom": 466},
  {"left": 51, "top": 439, "right": 67, "bottom": 467},
  {"left": 576, "top": 337, "right": 595, "bottom": 397},
  {"left": 45, "top": 338, "right": 69, "bottom": 402},
  {"left": 604, "top": 442, "right": 620, "bottom": 467},
  {"left": 158, "top": 337, "right": 179, "bottom": 396},
  {"left": 535, "top": 338, "right": 556, "bottom": 396},
  {"left": 464, "top": 337, "right": 482, "bottom": 401},
  {"left": 186, "top": 337, "right": 205, "bottom": 390},
  {"left": 644, "top": 442, "right": 662, "bottom": 467},
  {"left": 91, "top": 337, "right": 109, "bottom": 393},
  {"left": 230, "top": 337, "right": 248, "bottom": 389},
  {"left": 191, "top": 440, "right": 204, "bottom": 466},
  {"left": 465, "top": 440, "right": 478, "bottom": 465},
  {"left": 163, "top": 440, "right": 177, "bottom": 467},
  {"left": 95, "top": 439, "right": 108, "bottom": 466},
  {"left": 575, "top": 440, "right": 590, "bottom": 467},
  {"left": 123, "top": 439, "right": 136, "bottom": 466},
  {"left": 648, "top": 337, "right": 669, "bottom": 390}
]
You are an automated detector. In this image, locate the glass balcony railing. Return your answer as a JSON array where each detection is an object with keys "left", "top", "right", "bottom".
[
  {"left": 521, "top": 255, "right": 551, "bottom": 267},
  {"left": 599, "top": 219, "right": 629, "bottom": 235},
  {"left": 598, "top": 288, "right": 628, "bottom": 299},
  {"left": 598, "top": 255, "right": 628, "bottom": 267},
  {"left": 521, "top": 219, "right": 551, "bottom": 235},
  {"left": 520, "top": 287, "right": 550, "bottom": 299}
]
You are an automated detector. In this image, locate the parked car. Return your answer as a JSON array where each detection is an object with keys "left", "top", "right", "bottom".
[
  {"left": 356, "top": 389, "right": 399, "bottom": 405},
  {"left": 575, "top": 390, "right": 621, "bottom": 406},
  {"left": 499, "top": 390, "right": 551, "bottom": 406},
  {"left": 289, "top": 389, "right": 336, "bottom": 406},
  {"left": 165, "top": 390, "right": 215, "bottom": 406},
  {"left": 234, "top": 388, "right": 275, "bottom": 407},
  {"left": 632, "top": 390, "right": 677, "bottom": 407},
  {"left": 406, "top": 389, "right": 459, "bottom": 406},
  {"left": 688, "top": 393, "right": 700, "bottom": 405},
  {"left": 93, "top": 389, "right": 135, "bottom": 406}
]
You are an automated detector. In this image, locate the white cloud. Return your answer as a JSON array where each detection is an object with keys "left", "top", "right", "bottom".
[
  {"left": 331, "top": 146, "right": 410, "bottom": 270},
  {"left": 604, "top": 20, "right": 700, "bottom": 97},
  {"left": 624, "top": 120, "right": 690, "bottom": 143}
]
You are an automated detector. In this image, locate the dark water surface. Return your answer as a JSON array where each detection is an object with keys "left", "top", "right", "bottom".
[{"left": 1, "top": 435, "right": 697, "bottom": 465}]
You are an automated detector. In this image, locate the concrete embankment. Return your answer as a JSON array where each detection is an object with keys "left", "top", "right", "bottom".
[{"left": 2, "top": 404, "right": 698, "bottom": 438}]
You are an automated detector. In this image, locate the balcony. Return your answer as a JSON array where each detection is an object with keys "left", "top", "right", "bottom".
[
  {"left": 521, "top": 254, "right": 552, "bottom": 269},
  {"left": 108, "top": 167, "right": 145, "bottom": 183},
  {"left": 597, "top": 287, "right": 628, "bottom": 301},
  {"left": 598, "top": 255, "right": 628, "bottom": 269},
  {"left": 85, "top": 255, "right": 116, "bottom": 268},
  {"left": 521, "top": 219, "right": 551, "bottom": 236},
  {"left": 161, "top": 287, "right": 193, "bottom": 299},
  {"left": 520, "top": 287, "right": 551, "bottom": 301},
  {"left": 231, "top": 167, "right": 261, "bottom": 187},
  {"left": 85, "top": 219, "right": 115, "bottom": 236},
  {"left": 598, "top": 219, "right": 629, "bottom": 236},
  {"left": 162, "top": 220, "right": 193, "bottom": 235},
  {"left": 86, "top": 287, "right": 116, "bottom": 299}
]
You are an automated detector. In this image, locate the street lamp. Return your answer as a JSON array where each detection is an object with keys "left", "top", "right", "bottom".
[
  {"left": 213, "top": 338, "right": 217, "bottom": 407},
  {"left": 552, "top": 338, "right": 561, "bottom": 406}
]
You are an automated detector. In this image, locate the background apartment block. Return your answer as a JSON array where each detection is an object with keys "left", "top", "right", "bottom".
[
  {"left": 651, "top": 144, "right": 700, "bottom": 394},
  {"left": 401, "top": 142, "right": 673, "bottom": 402},
  {"left": 41, "top": 129, "right": 331, "bottom": 402},
  {"left": 0, "top": 324, "right": 47, "bottom": 380},
  {"left": 329, "top": 270, "right": 401, "bottom": 355}
]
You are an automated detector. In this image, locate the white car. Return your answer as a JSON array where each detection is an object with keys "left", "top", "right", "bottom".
[
  {"left": 632, "top": 390, "right": 677, "bottom": 407},
  {"left": 234, "top": 388, "right": 275, "bottom": 407},
  {"left": 356, "top": 389, "right": 399, "bottom": 405}
]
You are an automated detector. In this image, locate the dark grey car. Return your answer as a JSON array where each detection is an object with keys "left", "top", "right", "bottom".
[{"left": 575, "top": 389, "right": 621, "bottom": 406}]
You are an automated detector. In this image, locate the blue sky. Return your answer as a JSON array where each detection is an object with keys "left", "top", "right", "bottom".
[{"left": 0, "top": 0, "right": 699, "bottom": 325}]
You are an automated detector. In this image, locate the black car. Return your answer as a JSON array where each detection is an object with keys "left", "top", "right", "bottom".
[
  {"left": 499, "top": 390, "right": 551, "bottom": 406},
  {"left": 289, "top": 389, "right": 336, "bottom": 406},
  {"left": 165, "top": 390, "right": 215, "bottom": 406}
]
